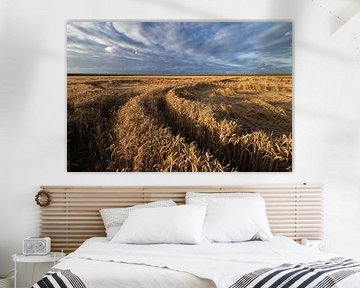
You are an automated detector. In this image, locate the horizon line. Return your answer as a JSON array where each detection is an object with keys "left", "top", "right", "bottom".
[{"left": 67, "top": 73, "right": 292, "bottom": 76}]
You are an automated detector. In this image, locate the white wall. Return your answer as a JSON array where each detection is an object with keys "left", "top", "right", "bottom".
[{"left": 1, "top": 0, "right": 360, "bottom": 286}]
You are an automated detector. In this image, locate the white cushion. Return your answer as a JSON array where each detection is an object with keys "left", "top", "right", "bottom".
[
  {"left": 111, "top": 205, "right": 207, "bottom": 244},
  {"left": 186, "top": 192, "right": 259, "bottom": 204},
  {"left": 202, "top": 197, "right": 272, "bottom": 243},
  {"left": 100, "top": 200, "right": 176, "bottom": 240}
]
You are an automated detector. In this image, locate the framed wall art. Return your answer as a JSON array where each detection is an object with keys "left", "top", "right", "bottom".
[{"left": 67, "top": 21, "right": 292, "bottom": 172}]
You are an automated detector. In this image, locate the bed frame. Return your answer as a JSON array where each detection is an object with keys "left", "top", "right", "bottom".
[{"left": 39, "top": 184, "right": 323, "bottom": 253}]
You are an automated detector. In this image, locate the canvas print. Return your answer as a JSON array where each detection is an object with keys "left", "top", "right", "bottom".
[{"left": 67, "top": 21, "right": 292, "bottom": 172}]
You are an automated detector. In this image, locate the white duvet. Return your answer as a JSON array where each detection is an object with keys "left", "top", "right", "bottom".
[{"left": 53, "top": 237, "right": 360, "bottom": 288}]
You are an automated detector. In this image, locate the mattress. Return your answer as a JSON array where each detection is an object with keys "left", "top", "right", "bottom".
[{"left": 35, "top": 237, "right": 360, "bottom": 288}]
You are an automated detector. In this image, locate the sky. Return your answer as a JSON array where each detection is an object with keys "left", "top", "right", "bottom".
[{"left": 67, "top": 22, "right": 292, "bottom": 75}]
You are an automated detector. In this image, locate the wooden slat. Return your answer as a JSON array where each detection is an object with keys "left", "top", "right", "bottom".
[
  {"left": 41, "top": 185, "right": 320, "bottom": 189},
  {"left": 39, "top": 184, "right": 323, "bottom": 253}
]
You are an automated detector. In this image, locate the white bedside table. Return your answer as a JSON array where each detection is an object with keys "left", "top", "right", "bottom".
[{"left": 12, "top": 252, "right": 65, "bottom": 288}]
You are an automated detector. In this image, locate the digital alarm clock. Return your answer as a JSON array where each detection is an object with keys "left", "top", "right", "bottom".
[
  {"left": 301, "top": 239, "right": 328, "bottom": 252},
  {"left": 23, "top": 237, "right": 51, "bottom": 255}
]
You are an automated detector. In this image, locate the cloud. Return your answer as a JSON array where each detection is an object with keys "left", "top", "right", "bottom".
[
  {"left": 105, "top": 46, "right": 115, "bottom": 54},
  {"left": 67, "top": 21, "right": 292, "bottom": 74}
]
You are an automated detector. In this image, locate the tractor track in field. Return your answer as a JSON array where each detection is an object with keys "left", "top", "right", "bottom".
[
  {"left": 109, "top": 88, "right": 225, "bottom": 172},
  {"left": 157, "top": 88, "right": 292, "bottom": 172}
]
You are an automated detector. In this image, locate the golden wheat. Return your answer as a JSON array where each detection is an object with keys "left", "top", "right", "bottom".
[
  {"left": 161, "top": 88, "right": 292, "bottom": 171},
  {"left": 109, "top": 89, "right": 224, "bottom": 172},
  {"left": 67, "top": 75, "right": 292, "bottom": 172}
]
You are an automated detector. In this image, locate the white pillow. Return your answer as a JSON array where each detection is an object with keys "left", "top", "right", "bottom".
[
  {"left": 111, "top": 205, "right": 207, "bottom": 244},
  {"left": 202, "top": 197, "right": 272, "bottom": 243},
  {"left": 186, "top": 192, "right": 259, "bottom": 204},
  {"left": 100, "top": 200, "right": 176, "bottom": 240}
]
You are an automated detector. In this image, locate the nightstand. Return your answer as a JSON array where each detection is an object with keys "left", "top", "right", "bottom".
[
  {"left": 301, "top": 239, "right": 328, "bottom": 252},
  {"left": 12, "top": 252, "right": 65, "bottom": 288}
]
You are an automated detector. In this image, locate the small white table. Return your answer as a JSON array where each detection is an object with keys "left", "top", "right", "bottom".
[{"left": 12, "top": 252, "right": 65, "bottom": 288}]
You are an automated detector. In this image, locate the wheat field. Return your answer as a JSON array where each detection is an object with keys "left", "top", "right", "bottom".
[{"left": 67, "top": 75, "right": 292, "bottom": 172}]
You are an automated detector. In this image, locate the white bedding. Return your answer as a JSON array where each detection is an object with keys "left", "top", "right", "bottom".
[{"left": 53, "top": 237, "right": 360, "bottom": 288}]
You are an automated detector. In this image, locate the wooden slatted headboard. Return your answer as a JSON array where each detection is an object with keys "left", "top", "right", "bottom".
[{"left": 39, "top": 185, "right": 323, "bottom": 253}]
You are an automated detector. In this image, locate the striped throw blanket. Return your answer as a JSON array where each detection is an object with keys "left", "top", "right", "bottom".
[
  {"left": 32, "top": 268, "right": 86, "bottom": 288},
  {"left": 230, "top": 258, "right": 360, "bottom": 288},
  {"left": 32, "top": 258, "right": 360, "bottom": 288}
]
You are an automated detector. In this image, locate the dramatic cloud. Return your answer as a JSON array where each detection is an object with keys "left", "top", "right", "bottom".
[{"left": 67, "top": 22, "right": 292, "bottom": 75}]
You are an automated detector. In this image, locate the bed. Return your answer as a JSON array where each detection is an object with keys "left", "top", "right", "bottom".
[
  {"left": 33, "top": 236, "right": 360, "bottom": 288},
  {"left": 33, "top": 185, "right": 360, "bottom": 288}
]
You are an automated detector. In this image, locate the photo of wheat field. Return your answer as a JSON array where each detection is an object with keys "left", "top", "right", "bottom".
[{"left": 67, "top": 22, "right": 292, "bottom": 172}]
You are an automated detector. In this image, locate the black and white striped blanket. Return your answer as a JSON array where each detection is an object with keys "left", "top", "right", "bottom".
[
  {"left": 230, "top": 257, "right": 360, "bottom": 288},
  {"left": 32, "top": 258, "right": 360, "bottom": 288},
  {"left": 32, "top": 268, "right": 86, "bottom": 288}
]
